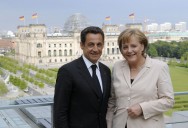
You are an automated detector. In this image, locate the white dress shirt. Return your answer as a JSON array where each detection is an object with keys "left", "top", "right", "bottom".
[{"left": 82, "top": 55, "right": 103, "bottom": 92}]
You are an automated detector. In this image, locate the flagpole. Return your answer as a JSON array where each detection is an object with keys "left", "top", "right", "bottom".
[
  {"left": 36, "top": 17, "right": 38, "bottom": 24},
  {"left": 32, "top": 13, "right": 38, "bottom": 24},
  {"left": 23, "top": 18, "right": 26, "bottom": 26},
  {"left": 129, "top": 13, "right": 135, "bottom": 23},
  {"left": 105, "top": 16, "right": 111, "bottom": 25}
]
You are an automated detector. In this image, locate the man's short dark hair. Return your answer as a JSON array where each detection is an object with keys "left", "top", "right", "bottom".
[{"left": 80, "top": 26, "right": 104, "bottom": 44}]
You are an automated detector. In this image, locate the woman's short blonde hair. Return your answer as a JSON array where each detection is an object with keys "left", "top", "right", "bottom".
[{"left": 118, "top": 28, "right": 148, "bottom": 55}]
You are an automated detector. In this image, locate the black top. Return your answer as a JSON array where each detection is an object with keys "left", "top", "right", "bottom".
[{"left": 131, "top": 79, "right": 134, "bottom": 84}]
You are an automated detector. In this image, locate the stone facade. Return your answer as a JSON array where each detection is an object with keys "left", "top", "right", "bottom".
[{"left": 14, "top": 24, "right": 123, "bottom": 67}]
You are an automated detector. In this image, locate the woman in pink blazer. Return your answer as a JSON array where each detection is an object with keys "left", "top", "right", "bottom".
[{"left": 106, "top": 28, "right": 174, "bottom": 128}]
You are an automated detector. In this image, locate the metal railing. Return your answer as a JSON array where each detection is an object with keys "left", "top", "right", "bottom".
[
  {"left": 174, "top": 91, "right": 188, "bottom": 96},
  {"left": 165, "top": 91, "right": 188, "bottom": 128},
  {"left": 0, "top": 91, "right": 188, "bottom": 128},
  {"left": 0, "top": 102, "right": 54, "bottom": 128}
]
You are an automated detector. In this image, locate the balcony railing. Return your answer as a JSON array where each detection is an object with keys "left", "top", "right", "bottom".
[
  {"left": 165, "top": 91, "right": 188, "bottom": 128},
  {"left": 0, "top": 92, "right": 188, "bottom": 128}
]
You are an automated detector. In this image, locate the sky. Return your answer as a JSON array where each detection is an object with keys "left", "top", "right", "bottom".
[{"left": 0, "top": 0, "right": 188, "bottom": 32}]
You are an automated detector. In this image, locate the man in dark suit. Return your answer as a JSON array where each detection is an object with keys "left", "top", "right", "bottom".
[{"left": 54, "top": 26, "right": 111, "bottom": 128}]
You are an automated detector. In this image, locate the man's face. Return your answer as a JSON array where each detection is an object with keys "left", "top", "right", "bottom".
[{"left": 80, "top": 33, "right": 104, "bottom": 63}]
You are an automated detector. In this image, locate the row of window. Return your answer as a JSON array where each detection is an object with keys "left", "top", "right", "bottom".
[
  {"left": 37, "top": 42, "right": 117, "bottom": 49},
  {"left": 39, "top": 58, "right": 70, "bottom": 63},
  {"left": 37, "top": 43, "right": 42, "bottom": 48},
  {"left": 38, "top": 48, "right": 119, "bottom": 57},
  {"left": 107, "top": 42, "right": 116, "bottom": 46},
  {"left": 49, "top": 43, "right": 72, "bottom": 48},
  {"left": 38, "top": 56, "right": 121, "bottom": 64},
  {"left": 48, "top": 58, "right": 73, "bottom": 63},
  {"left": 106, "top": 48, "right": 120, "bottom": 54},
  {"left": 48, "top": 42, "right": 117, "bottom": 48},
  {"left": 19, "top": 33, "right": 46, "bottom": 38},
  {"left": 21, "top": 29, "right": 45, "bottom": 33},
  {"left": 37, "top": 43, "right": 73, "bottom": 48},
  {"left": 48, "top": 49, "right": 72, "bottom": 56},
  {"left": 107, "top": 56, "right": 121, "bottom": 60}
]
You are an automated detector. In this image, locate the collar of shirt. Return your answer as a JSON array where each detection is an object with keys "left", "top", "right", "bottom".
[
  {"left": 82, "top": 55, "right": 103, "bottom": 92},
  {"left": 82, "top": 55, "right": 100, "bottom": 70}
]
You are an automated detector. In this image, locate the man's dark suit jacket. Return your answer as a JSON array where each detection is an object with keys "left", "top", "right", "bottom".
[{"left": 54, "top": 57, "right": 111, "bottom": 128}]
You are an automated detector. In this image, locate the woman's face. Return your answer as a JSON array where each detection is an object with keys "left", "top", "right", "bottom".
[{"left": 120, "top": 36, "right": 144, "bottom": 64}]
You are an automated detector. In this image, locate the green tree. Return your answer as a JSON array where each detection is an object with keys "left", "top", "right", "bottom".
[
  {"left": 0, "top": 80, "right": 8, "bottom": 96},
  {"left": 182, "top": 52, "right": 188, "bottom": 61},
  {"left": 0, "top": 69, "right": 3, "bottom": 76},
  {"left": 38, "top": 82, "right": 44, "bottom": 88},
  {"left": 148, "top": 44, "right": 158, "bottom": 57},
  {"left": 179, "top": 42, "right": 188, "bottom": 57}
]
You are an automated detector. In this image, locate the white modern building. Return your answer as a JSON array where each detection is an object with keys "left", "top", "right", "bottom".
[
  {"left": 160, "top": 22, "right": 172, "bottom": 32},
  {"left": 175, "top": 22, "right": 187, "bottom": 32},
  {"left": 147, "top": 23, "right": 159, "bottom": 32}
]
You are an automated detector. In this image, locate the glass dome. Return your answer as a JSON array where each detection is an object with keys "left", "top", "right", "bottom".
[{"left": 63, "top": 13, "right": 90, "bottom": 33}]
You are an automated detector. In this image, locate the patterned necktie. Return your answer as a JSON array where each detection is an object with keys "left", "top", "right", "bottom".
[{"left": 91, "top": 65, "right": 102, "bottom": 95}]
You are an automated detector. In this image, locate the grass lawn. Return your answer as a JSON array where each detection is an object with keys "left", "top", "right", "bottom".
[
  {"left": 169, "top": 66, "right": 188, "bottom": 92},
  {"left": 165, "top": 66, "right": 188, "bottom": 115}
]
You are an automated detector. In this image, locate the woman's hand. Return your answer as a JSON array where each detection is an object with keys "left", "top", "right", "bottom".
[{"left": 127, "top": 104, "right": 143, "bottom": 118}]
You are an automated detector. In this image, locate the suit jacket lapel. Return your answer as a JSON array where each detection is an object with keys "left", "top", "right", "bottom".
[
  {"left": 121, "top": 61, "right": 132, "bottom": 88},
  {"left": 132, "top": 56, "right": 152, "bottom": 86},
  {"left": 99, "top": 63, "right": 107, "bottom": 99},
  {"left": 77, "top": 57, "right": 101, "bottom": 98}
]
